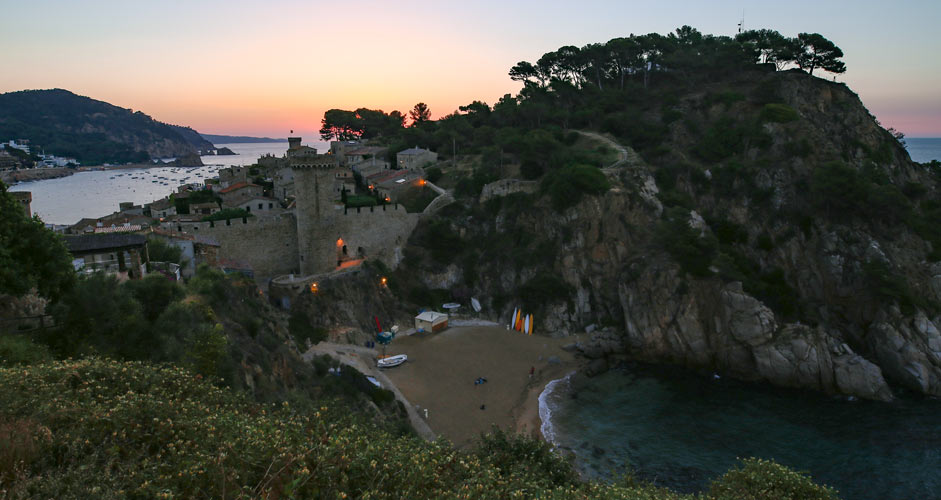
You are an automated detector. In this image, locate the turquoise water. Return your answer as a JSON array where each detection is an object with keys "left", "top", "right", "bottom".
[
  {"left": 905, "top": 138, "right": 941, "bottom": 163},
  {"left": 541, "top": 364, "right": 941, "bottom": 499}
]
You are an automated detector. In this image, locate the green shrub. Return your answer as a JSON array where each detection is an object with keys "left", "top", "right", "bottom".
[
  {"left": 0, "top": 334, "right": 51, "bottom": 366},
  {"left": 708, "top": 90, "right": 745, "bottom": 108},
  {"left": 0, "top": 359, "right": 838, "bottom": 499},
  {"left": 657, "top": 207, "right": 719, "bottom": 277},
  {"left": 659, "top": 188, "right": 695, "bottom": 209},
  {"left": 473, "top": 427, "right": 579, "bottom": 490},
  {"left": 709, "top": 457, "right": 839, "bottom": 500},
  {"left": 124, "top": 273, "right": 185, "bottom": 321},
  {"left": 745, "top": 268, "right": 799, "bottom": 319},
  {"left": 47, "top": 273, "right": 147, "bottom": 358},
  {"left": 521, "top": 159, "right": 544, "bottom": 179},
  {"left": 188, "top": 264, "right": 229, "bottom": 305},
  {"left": 146, "top": 236, "right": 184, "bottom": 265},
  {"left": 695, "top": 118, "right": 746, "bottom": 162},
  {"left": 289, "top": 310, "right": 327, "bottom": 348},
  {"left": 784, "top": 138, "right": 812, "bottom": 158},
  {"left": 346, "top": 194, "right": 378, "bottom": 208},
  {"left": 185, "top": 323, "right": 228, "bottom": 377},
  {"left": 756, "top": 232, "right": 775, "bottom": 251},
  {"left": 661, "top": 108, "right": 683, "bottom": 124},
  {"left": 708, "top": 216, "right": 748, "bottom": 245},
  {"left": 810, "top": 161, "right": 912, "bottom": 224},
  {"left": 418, "top": 219, "right": 464, "bottom": 264},
  {"left": 424, "top": 166, "right": 442, "bottom": 183},
  {"left": 760, "top": 103, "right": 799, "bottom": 123},
  {"left": 863, "top": 260, "right": 918, "bottom": 314},
  {"left": 542, "top": 164, "right": 610, "bottom": 211}
]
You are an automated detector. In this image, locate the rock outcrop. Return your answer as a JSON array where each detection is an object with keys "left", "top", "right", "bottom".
[{"left": 393, "top": 70, "right": 940, "bottom": 401}]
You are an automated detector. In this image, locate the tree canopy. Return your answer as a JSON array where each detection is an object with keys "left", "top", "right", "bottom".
[
  {"left": 508, "top": 26, "right": 846, "bottom": 91},
  {"left": 794, "top": 32, "right": 846, "bottom": 75},
  {"left": 409, "top": 102, "right": 432, "bottom": 125},
  {"left": 319, "top": 108, "right": 405, "bottom": 141},
  {"left": 0, "top": 181, "right": 75, "bottom": 301}
]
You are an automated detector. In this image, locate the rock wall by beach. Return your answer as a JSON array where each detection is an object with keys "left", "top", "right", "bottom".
[{"left": 392, "top": 71, "right": 940, "bottom": 401}]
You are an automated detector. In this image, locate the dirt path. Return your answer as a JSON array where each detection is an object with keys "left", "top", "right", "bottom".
[
  {"left": 574, "top": 130, "right": 645, "bottom": 170},
  {"left": 303, "top": 342, "right": 436, "bottom": 441}
]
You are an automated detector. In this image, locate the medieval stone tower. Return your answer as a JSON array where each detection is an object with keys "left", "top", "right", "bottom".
[{"left": 290, "top": 138, "right": 344, "bottom": 275}]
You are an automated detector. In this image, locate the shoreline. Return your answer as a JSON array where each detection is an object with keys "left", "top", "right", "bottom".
[
  {"left": 379, "top": 325, "right": 584, "bottom": 448},
  {"left": 513, "top": 365, "right": 577, "bottom": 444},
  {"left": 2, "top": 167, "right": 73, "bottom": 186}
]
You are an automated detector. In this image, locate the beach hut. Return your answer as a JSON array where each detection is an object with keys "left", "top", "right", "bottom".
[{"left": 415, "top": 311, "right": 449, "bottom": 333}]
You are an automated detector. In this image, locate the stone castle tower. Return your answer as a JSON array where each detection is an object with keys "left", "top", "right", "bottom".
[{"left": 290, "top": 138, "right": 344, "bottom": 275}]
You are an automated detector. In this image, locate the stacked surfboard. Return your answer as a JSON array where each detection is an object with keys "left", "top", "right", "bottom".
[{"left": 510, "top": 307, "right": 534, "bottom": 335}]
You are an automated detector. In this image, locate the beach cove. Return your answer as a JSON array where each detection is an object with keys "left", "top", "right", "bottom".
[{"left": 305, "top": 326, "right": 586, "bottom": 448}]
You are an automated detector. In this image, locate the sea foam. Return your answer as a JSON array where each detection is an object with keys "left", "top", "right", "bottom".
[{"left": 538, "top": 371, "right": 574, "bottom": 446}]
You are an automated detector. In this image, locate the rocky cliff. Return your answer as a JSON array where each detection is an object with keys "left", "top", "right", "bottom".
[{"left": 391, "top": 70, "right": 940, "bottom": 401}]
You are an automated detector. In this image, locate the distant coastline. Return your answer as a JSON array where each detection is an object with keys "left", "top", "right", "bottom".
[
  {"left": 200, "top": 134, "right": 288, "bottom": 145},
  {"left": 1, "top": 167, "right": 73, "bottom": 186}
]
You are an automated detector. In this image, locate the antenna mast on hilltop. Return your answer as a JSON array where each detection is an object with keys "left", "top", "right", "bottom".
[{"left": 737, "top": 10, "right": 745, "bottom": 34}]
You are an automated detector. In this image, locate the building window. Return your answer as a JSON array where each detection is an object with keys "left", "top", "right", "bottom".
[{"left": 258, "top": 203, "right": 263, "bottom": 210}]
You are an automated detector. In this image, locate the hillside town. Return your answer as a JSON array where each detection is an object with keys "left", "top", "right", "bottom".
[{"left": 17, "top": 138, "right": 443, "bottom": 296}]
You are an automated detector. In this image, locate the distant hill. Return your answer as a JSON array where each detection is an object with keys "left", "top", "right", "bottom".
[
  {"left": 200, "top": 134, "right": 287, "bottom": 144},
  {"left": 169, "top": 125, "right": 215, "bottom": 151},
  {"left": 0, "top": 89, "right": 210, "bottom": 165}
]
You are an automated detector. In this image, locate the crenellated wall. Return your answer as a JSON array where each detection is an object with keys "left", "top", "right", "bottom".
[
  {"left": 161, "top": 213, "right": 298, "bottom": 278},
  {"left": 159, "top": 147, "right": 421, "bottom": 280},
  {"left": 335, "top": 204, "right": 420, "bottom": 269}
]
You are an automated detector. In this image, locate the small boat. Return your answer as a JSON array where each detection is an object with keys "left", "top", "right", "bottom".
[{"left": 377, "top": 354, "right": 407, "bottom": 368}]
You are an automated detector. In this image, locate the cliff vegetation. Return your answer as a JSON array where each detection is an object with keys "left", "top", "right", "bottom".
[{"left": 0, "top": 89, "right": 213, "bottom": 164}]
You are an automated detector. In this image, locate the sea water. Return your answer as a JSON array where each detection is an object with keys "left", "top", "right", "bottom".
[
  {"left": 8, "top": 142, "right": 323, "bottom": 225},
  {"left": 540, "top": 363, "right": 941, "bottom": 500},
  {"left": 905, "top": 138, "right": 941, "bottom": 163}
]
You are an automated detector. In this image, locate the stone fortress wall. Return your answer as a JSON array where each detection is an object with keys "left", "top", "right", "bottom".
[
  {"left": 479, "top": 179, "right": 538, "bottom": 202},
  {"left": 162, "top": 137, "right": 427, "bottom": 281},
  {"left": 336, "top": 203, "right": 420, "bottom": 269},
  {"left": 163, "top": 214, "right": 298, "bottom": 278}
]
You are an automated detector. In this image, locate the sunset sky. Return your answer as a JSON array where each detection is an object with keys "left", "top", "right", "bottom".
[{"left": 2, "top": 0, "right": 939, "bottom": 138}]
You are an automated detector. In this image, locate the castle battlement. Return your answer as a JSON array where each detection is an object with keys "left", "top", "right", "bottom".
[
  {"left": 291, "top": 162, "right": 339, "bottom": 170},
  {"left": 341, "top": 203, "right": 410, "bottom": 216},
  {"left": 162, "top": 213, "right": 296, "bottom": 235},
  {"left": 167, "top": 136, "right": 422, "bottom": 279}
]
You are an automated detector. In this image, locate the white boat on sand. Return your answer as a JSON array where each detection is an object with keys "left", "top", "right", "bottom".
[{"left": 377, "top": 354, "right": 407, "bottom": 368}]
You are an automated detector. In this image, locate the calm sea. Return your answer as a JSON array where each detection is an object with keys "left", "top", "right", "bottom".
[
  {"left": 905, "top": 138, "right": 941, "bottom": 163},
  {"left": 8, "top": 141, "right": 325, "bottom": 225},
  {"left": 540, "top": 364, "right": 941, "bottom": 500}
]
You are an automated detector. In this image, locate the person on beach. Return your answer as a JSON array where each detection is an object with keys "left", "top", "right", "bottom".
[{"left": 529, "top": 366, "right": 535, "bottom": 379}]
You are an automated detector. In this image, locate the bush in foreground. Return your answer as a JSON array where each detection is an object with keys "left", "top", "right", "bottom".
[{"left": 0, "top": 359, "right": 840, "bottom": 499}]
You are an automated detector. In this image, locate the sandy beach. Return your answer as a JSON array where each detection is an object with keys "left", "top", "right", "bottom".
[{"left": 381, "top": 325, "right": 583, "bottom": 448}]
